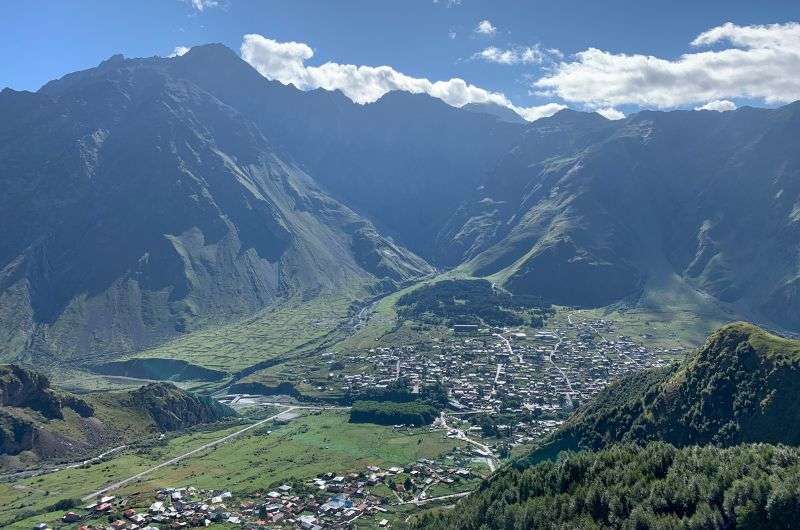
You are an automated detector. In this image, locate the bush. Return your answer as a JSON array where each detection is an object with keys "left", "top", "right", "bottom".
[{"left": 350, "top": 400, "right": 439, "bottom": 426}]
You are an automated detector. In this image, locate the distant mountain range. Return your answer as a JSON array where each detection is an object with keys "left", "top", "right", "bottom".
[{"left": 1, "top": 43, "right": 798, "bottom": 362}]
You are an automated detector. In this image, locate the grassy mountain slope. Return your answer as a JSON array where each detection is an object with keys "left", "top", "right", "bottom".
[
  {"left": 450, "top": 106, "right": 800, "bottom": 329},
  {"left": 0, "top": 365, "right": 234, "bottom": 470}
]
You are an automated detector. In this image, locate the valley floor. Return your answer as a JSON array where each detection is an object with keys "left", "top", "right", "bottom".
[{"left": 0, "top": 410, "right": 483, "bottom": 529}]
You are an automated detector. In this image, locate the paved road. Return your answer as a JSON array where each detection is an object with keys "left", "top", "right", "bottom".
[
  {"left": 400, "top": 490, "right": 472, "bottom": 506},
  {"left": 546, "top": 337, "right": 575, "bottom": 408},
  {"left": 1, "top": 445, "right": 128, "bottom": 482},
  {"left": 493, "top": 362, "right": 503, "bottom": 384},
  {"left": 492, "top": 333, "right": 515, "bottom": 382},
  {"left": 81, "top": 408, "right": 297, "bottom": 501},
  {"left": 439, "top": 413, "right": 497, "bottom": 472}
]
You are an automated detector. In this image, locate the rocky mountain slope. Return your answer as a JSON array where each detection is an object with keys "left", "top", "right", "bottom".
[
  {"left": 0, "top": 364, "right": 234, "bottom": 469},
  {"left": 0, "top": 48, "right": 432, "bottom": 363},
  {"left": 445, "top": 107, "right": 800, "bottom": 326},
  {"left": 1, "top": 44, "right": 798, "bottom": 366}
]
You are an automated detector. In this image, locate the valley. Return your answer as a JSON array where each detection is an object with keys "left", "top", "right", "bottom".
[{"left": 0, "top": 33, "right": 798, "bottom": 530}]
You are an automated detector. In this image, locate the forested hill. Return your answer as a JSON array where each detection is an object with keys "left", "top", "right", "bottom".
[
  {"left": 525, "top": 322, "right": 800, "bottom": 464},
  {"left": 413, "top": 323, "right": 800, "bottom": 529},
  {"left": 413, "top": 443, "right": 800, "bottom": 529}
]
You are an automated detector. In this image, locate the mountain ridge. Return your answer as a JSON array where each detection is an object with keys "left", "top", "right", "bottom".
[{"left": 1, "top": 44, "right": 799, "bottom": 367}]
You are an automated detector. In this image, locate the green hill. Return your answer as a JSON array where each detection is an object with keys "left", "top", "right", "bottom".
[
  {"left": 525, "top": 323, "right": 800, "bottom": 463},
  {"left": 413, "top": 442, "right": 800, "bottom": 530},
  {"left": 0, "top": 365, "right": 234, "bottom": 470}
]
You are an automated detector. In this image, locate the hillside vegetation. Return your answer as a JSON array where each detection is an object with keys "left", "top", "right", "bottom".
[
  {"left": 526, "top": 322, "right": 800, "bottom": 463},
  {"left": 0, "top": 365, "right": 234, "bottom": 469},
  {"left": 396, "top": 279, "right": 552, "bottom": 327},
  {"left": 414, "top": 442, "right": 800, "bottom": 530}
]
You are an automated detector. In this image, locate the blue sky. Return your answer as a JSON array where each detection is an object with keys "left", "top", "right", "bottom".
[{"left": 2, "top": 0, "right": 799, "bottom": 120}]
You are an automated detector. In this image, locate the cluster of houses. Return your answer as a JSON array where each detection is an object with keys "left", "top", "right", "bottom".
[
  {"left": 48, "top": 451, "right": 481, "bottom": 530},
  {"left": 336, "top": 316, "right": 674, "bottom": 448}
]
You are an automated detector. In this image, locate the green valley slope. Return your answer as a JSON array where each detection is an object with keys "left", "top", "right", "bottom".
[
  {"left": 0, "top": 365, "right": 234, "bottom": 471},
  {"left": 414, "top": 322, "right": 800, "bottom": 529},
  {"left": 526, "top": 322, "right": 800, "bottom": 463}
]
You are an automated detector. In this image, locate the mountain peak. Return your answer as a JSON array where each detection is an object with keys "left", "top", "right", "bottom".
[
  {"left": 98, "top": 53, "right": 125, "bottom": 68},
  {"left": 461, "top": 101, "right": 526, "bottom": 124},
  {"left": 179, "top": 42, "right": 238, "bottom": 61}
]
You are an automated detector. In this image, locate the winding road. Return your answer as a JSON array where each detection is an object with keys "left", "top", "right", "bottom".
[
  {"left": 546, "top": 337, "right": 575, "bottom": 408},
  {"left": 438, "top": 413, "right": 498, "bottom": 472}
]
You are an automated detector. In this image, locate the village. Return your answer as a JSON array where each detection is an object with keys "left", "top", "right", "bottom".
[
  {"left": 36, "top": 314, "right": 682, "bottom": 530},
  {"left": 50, "top": 446, "right": 487, "bottom": 530},
  {"left": 341, "top": 314, "right": 678, "bottom": 447}
]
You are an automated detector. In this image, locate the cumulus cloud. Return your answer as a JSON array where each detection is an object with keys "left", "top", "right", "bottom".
[
  {"left": 448, "top": 30, "right": 457, "bottom": 40},
  {"left": 533, "top": 21, "right": 800, "bottom": 109},
  {"left": 474, "top": 46, "right": 544, "bottom": 65},
  {"left": 695, "top": 99, "right": 737, "bottom": 112},
  {"left": 169, "top": 46, "right": 191, "bottom": 58},
  {"left": 475, "top": 20, "right": 497, "bottom": 36},
  {"left": 240, "top": 33, "right": 565, "bottom": 121},
  {"left": 516, "top": 102, "right": 568, "bottom": 122}
]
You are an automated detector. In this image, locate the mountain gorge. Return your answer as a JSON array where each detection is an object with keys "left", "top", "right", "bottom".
[{"left": 0, "top": 43, "right": 799, "bottom": 365}]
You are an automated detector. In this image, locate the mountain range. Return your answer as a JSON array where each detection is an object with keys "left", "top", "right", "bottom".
[{"left": 1, "top": 43, "right": 799, "bottom": 363}]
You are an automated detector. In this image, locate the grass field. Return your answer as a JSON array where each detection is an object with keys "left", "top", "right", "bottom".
[
  {"left": 0, "top": 411, "right": 463, "bottom": 529},
  {"left": 127, "top": 292, "right": 358, "bottom": 373}
]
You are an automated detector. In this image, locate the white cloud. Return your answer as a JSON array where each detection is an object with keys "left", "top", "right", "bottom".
[
  {"left": 169, "top": 46, "right": 191, "bottom": 58},
  {"left": 695, "top": 99, "right": 737, "bottom": 112},
  {"left": 240, "top": 33, "right": 564, "bottom": 122},
  {"left": 533, "top": 21, "right": 800, "bottom": 109},
  {"left": 596, "top": 107, "right": 625, "bottom": 120},
  {"left": 448, "top": 30, "right": 457, "bottom": 40},
  {"left": 516, "top": 102, "right": 568, "bottom": 122},
  {"left": 433, "top": 0, "right": 462, "bottom": 6},
  {"left": 474, "top": 46, "right": 544, "bottom": 65},
  {"left": 475, "top": 20, "right": 497, "bottom": 37},
  {"left": 186, "top": 0, "right": 218, "bottom": 11}
]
